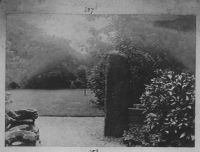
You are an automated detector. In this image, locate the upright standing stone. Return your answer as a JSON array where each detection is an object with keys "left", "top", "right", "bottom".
[{"left": 104, "top": 53, "right": 131, "bottom": 137}]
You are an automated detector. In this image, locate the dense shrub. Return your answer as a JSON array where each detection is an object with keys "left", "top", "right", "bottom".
[
  {"left": 122, "top": 124, "right": 147, "bottom": 146},
  {"left": 122, "top": 124, "right": 162, "bottom": 147},
  {"left": 140, "top": 70, "right": 195, "bottom": 147},
  {"left": 88, "top": 61, "right": 106, "bottom": 106}
]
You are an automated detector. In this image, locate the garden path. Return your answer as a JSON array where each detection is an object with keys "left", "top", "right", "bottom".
[{"left": 36, "top": 117, "right": 124, "bottom": 147}]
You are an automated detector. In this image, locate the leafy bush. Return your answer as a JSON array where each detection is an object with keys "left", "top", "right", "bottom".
[
  {"left": 88, "top": 61, "right": 106, "bottom": 106},
  {"left": 122, "top": 124, "right": 147, "bottom": 146},
  {"left": 140, "top": 70, "right": 195, "bottom": 147},
  {"left": 122, "top": 124, "right": 162, "bottom": 147}
]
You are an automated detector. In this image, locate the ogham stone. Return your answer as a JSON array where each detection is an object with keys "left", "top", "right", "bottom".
[{"left": 104, "top": 53, "right": 131, "bottom": 137}]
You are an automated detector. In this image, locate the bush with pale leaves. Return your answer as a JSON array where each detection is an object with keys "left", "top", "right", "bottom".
[{"left": 140, "top": 70, "right": 195, "bottom": 146}]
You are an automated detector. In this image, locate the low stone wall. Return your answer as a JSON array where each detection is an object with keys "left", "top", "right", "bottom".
[{"left": 5, "top": 92, "right": 40, "bottom": 146}]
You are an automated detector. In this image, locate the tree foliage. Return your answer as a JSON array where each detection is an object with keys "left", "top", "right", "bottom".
[{"left": 6, "top": 18, "right": 86, "bottom": 89}]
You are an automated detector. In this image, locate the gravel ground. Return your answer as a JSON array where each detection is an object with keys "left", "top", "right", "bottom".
[{"left": 36, "top": 117, "right": 124, "bottom": 147}]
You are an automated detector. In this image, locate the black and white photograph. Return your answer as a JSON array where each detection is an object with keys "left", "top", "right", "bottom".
[{"left": 2, "top": 0, "right": 199, "bottom": 150}]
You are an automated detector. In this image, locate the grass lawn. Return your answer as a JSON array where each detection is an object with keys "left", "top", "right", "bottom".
[{"left": 8, "top": 89, "right": 104, "bottom": 117}]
